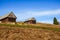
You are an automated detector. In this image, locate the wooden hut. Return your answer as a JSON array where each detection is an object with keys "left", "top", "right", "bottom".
[
  {"left": 0, "top": 12, "right": 17, "bottom": 23},
  {"left": 24, "top": 17, "right": 36, "bottom": 24}
]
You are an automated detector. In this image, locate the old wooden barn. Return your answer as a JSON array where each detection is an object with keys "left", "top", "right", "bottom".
[
  {"left": 0, "top": 12, "right": 17, "bottom": 23},
  {"left": 24, "top": 17, "right": 36, "bottom": 24}
]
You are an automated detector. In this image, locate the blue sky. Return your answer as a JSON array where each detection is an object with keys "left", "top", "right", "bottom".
[{"left": 0, "top": 0, "right": 60, "bottom": 24}]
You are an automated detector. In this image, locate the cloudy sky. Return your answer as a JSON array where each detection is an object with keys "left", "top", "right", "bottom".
[{"left": 0, "top": 0, "right": 60, "bottom": 24}]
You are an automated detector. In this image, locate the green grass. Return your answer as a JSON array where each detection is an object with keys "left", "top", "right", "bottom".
[{"left": 0, "top": 23, "right": 60, "bottom": 32}]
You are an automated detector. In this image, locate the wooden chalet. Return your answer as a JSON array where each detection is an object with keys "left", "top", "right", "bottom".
[
  {"left": 24, "top": 17, "right": 36, "bottom": 24},
  {"left": 0, "top": 12, "right": 17, "bottom": 23}
]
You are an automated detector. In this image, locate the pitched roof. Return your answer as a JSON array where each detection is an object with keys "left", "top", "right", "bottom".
[
  {"left": 0, "top": 12, "right": 17, "bottom": 20},
  {"left": 25, "top": 17, "right": 36, "bottom": 21}
]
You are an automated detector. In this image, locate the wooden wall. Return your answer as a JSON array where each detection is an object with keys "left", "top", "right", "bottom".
[
  {"left": 24, "top": 20, "right": 36, "bottom": 24},
  {"left": 0, "top": 17, "right": 16, "bottom": 23}
]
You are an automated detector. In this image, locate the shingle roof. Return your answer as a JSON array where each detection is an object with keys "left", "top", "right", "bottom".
[{"left": 0, "top": 12, "right": 17, "bottom": 20}]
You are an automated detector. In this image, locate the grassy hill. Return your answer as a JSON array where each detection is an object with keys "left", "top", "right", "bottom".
[{"left": 0, "top": 23, "right": 60, "bottom": 40}]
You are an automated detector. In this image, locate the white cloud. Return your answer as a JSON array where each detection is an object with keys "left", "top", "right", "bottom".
[
  {"left": 15, "top": 9, "right": 60, "bottom": 22},
  {"left": 38, "top": 20, "right": 53, "bottom": 24},
  {"left": 26, "top": 9, "right": 60, "bottom": 17}
]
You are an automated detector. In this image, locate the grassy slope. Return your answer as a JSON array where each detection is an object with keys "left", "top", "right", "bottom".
[
  {"left": 0, "top": 26, "right": 60, "bottom": 40},
  {"left": 0, "top": 23, "right": 60, "bottom": 32},
  {"left": 0, "top": 23, "right": 60, "bottom": 40}
]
